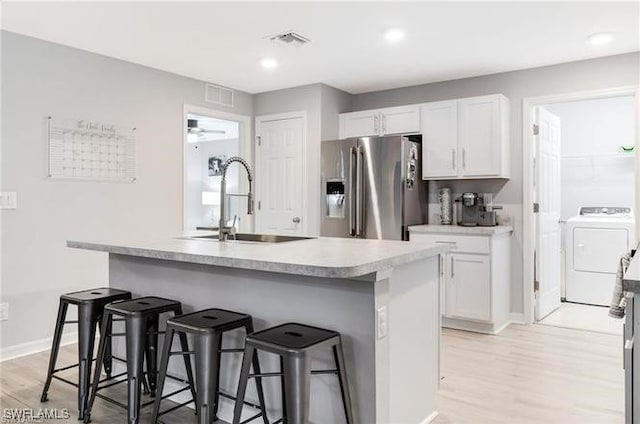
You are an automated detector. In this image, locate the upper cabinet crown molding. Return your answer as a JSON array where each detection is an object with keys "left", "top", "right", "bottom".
[
  {"left": 339, "top": 94, "right": 510, "bottom": 180},
  {"left": 339, "top": 105, "right": 420, "bottom": 139}
]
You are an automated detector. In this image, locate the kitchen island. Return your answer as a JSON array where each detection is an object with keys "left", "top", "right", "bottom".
[{"left": 68, "top": 234, "right": 448, "bottom": 424}]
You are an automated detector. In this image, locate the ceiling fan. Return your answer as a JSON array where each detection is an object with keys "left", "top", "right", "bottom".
[{"left": 187, "top": 119, "right": 226, "bottom": 137}]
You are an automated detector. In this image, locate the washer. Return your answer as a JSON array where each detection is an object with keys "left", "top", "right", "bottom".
[{"left": 566, "top": 207, "right": 636, "bottom": 306}]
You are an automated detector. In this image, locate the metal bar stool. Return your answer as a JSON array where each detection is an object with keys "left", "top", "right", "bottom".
[
  {"left": 152, "top": 308, "right": 269, "bottom": 424},
  {"left": 84, "top": 296, "right": 197, "bottom": 424},
  {"left": 40, "top": 287, "right": 131, "bottom": 420},
  {"left": 233, "top": 323, "right": 354, "bottom": 424}
]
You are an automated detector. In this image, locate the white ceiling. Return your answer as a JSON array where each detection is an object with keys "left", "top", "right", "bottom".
[{"left": 2, "top": 1, "right": 638, "bottom": 94}]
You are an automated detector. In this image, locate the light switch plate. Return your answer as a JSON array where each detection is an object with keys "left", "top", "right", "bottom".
[{"left": 0, "top": 192, "right": 17, "bottom": 210}]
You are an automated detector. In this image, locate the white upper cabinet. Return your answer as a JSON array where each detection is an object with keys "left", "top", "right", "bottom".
[
  {"left": 339, "top": 110, "right": 380, "bottom": 139},
  {"left": 339, "top": 105, "right": 420, "bottom": 139},
  {"left": 422, "top": 94, "right": 510, "bottom": 180},
  {"left": 421, "top": 100, "right": 458, "bottom": 179}
]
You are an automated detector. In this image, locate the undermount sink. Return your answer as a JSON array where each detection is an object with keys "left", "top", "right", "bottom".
[{"left": 188, "top": 233, "right": 314, "bottom": 243}]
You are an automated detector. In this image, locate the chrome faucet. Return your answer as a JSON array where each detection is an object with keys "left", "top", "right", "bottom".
[{"left": 219, "top": 156, "right": 254, "bottom": 241}]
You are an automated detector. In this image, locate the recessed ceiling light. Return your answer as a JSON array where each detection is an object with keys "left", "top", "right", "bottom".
[
  {"left": 260, "top": 58, "right": 278, "bottom": 70},
  {"left": 587, "top": 32, "right": 615, "bottom": 46},
  {"left": 384, "top": 28, "right": 406, "bottom": 43}
]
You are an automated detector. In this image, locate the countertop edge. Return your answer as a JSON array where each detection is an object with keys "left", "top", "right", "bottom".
[
  {"left": 408, "top": 224, "right": 514, "bottom": 235},
  {"left": 67, "top": 240, "right": 450, "bottom": 279},
  {"left": 622, "top": 251, "right": 640, "bottom": 293}
]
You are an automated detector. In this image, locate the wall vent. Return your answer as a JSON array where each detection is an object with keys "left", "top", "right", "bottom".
[
  {"left": 267, "top": 31, "right": 311, "bottom": 47},
  {"left": 205, "top": 83, "right": 234, "bottom": 107}
]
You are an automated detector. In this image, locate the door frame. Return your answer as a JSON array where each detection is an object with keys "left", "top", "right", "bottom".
[
  {"left": 182, "top": 104, "right": 253, "bottom": 231},
  {"left": 254, "top": 111, "right": 308, "bottom": 235},
  {"left": 522, "top": 85, "right": 639, "bottom": 324}
]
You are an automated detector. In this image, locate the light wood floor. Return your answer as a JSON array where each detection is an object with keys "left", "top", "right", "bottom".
[{"left": 0, "top": 324, "right": 624, "bottom": 424}]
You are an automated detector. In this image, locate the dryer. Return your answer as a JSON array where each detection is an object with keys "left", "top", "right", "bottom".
[{"left": 566, "top": 207, "right": 635, "bottom": 306}]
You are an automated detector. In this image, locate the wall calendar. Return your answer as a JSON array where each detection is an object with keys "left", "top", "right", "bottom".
[{"left": 47, "top": 116, "right": 136, "bottom": 182}]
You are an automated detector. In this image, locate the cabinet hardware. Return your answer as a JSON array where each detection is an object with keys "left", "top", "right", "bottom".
[
  {"left": 374, "top": 115, "right": 379, "bottom": 133},
  {"left": 382, "top": 114, "right": 387, "bottom": 133},
  {"left": 435, "top": 241, "right": 457, "bottom": 244},
  {"left": 452, "top": 149, "right": 456, "bottom": 169},
  {"left": 451, "top": 256, "right": 454, "bottom": 278},
  {"left": 292, "top": 217, "right": 301, "bottom": 223},
  {"left": 462, "top": 148, "right": 467, "bottom": 169},
  {"left": 440, "top": 255, "right": 444, "bottom": 276}
]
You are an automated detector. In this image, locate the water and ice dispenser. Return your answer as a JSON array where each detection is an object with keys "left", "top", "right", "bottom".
[{"left": 325, "top": 180, "right": 345, "bottom": 218}]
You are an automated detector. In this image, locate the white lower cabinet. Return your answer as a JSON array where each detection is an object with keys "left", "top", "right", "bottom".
[{"left": 411, "top": 230, "right": 511, "bottom": 334}]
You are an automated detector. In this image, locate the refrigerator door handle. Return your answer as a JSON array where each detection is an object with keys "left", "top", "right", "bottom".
[
  {"left": 356, "top": 145, "right": 364, "bottom": 237},
  {"left": 349, "top": 146, "right": 357, "bottom": 236}
]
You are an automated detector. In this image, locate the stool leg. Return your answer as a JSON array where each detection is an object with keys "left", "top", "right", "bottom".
[
  {"left": 41, "top": 299, "right": 68, "bottom": 402},
  {"left": 282, "top": 354, "right": 311, "bottom": 424},
  {"left": 126, "top": 315, "right": 147, "bottom": 424},
  {"left": 195, "top": 333, "right": 220, "bottom": 424},
  {"left": 232, "top": 345, "right": 254, "bottom": 424},
  {"left": 77, "top": 303, "right": 99, "bottom": 421},
  {"left": 280, "top": 357, "right": 287, "bottom": 423},
  {"left": 100, "top": 313, "right": 113, "bottom": 378},
  {"left": 145, "top": 314, "right": 160, "bottom": 397},
  {"left": 333, "top": 342, "right": 354, "bottom": 424},
  {"left": 177, "top": 331, "right": 198, "bottom": 412},
  {"left": 152, "top": 327, "right": 175, "bottom": 424},
  {"left": 84, "top": 312, "right": 112, "bottom": 423},
  {"left": 245, "top": 322, "right": 269, "bottom": 424},
  {"left": 212, "top": 333, "right": 223, "bottom": 421}
]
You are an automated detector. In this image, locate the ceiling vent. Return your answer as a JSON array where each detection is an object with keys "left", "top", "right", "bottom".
[
  {"left": 268, "top": 31, "right": 311, "bottom": 47},
  {"left": 205, "top": 83, "right": 234, "bottom": 107}
]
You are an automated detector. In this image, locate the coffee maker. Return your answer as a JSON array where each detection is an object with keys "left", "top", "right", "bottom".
[
  {"left": 458, "top": 192, "right": 502, "bottom": 226},
  {"left": 459, "top": 192, "right": 480, "bottom": 226}
]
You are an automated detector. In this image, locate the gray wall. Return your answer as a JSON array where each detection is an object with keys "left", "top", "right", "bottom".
[
  {"left": 0, "top": 31, "right": 253, "bottom": 352},
  {"left": 253, "top": 83, "right": 352, "bottom": 235},
  {"left": 351, "top": 52, "right": 640, "bottom": 315}
]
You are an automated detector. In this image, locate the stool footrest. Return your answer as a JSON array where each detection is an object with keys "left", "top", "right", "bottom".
[
  {"left": 63, "top": 320, "right": 78, "bottom": 324},
  {"left": 155, "top": 397, "right": 195, "bottom": 418},
  {"left": 95, "top": 392, "right": 127, "bottom": 410},
  {"left": 218, "top": 390, "right": 264, "bottom": 411},
  {"left": 239, "top": 411, "right": 265, "bottom": 424},
  {"left": 168, "top": 350, "right": 195, "bottom": 357},
  {"left": 220, "top": 348, "right": 244, "bottom": 353},
  {"left": 51, "top": 374, "right": 79, "bottom": 388},
  {"left": 249, "top": 369, "right": 338, "bottom": 379}
]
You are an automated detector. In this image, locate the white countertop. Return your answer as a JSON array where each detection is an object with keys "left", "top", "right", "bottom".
[
  {"left": 408, "top": 224, "right": 513, "bottom": 235},
  {"left": 68, "top": 233, "right": 449, "bottom": 279}
]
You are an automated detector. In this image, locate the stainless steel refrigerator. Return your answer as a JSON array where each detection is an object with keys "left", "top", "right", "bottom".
[{"left": 320, "top": 136, "right": 428, "bottom": 241}]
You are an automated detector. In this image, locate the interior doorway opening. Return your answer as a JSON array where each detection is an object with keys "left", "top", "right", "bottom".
[
  {"left": 183, "top": 106, "right": 252, "bottom": 232},
  {"left": 530, "top": 94, "right": 636, "bottom": 334}
]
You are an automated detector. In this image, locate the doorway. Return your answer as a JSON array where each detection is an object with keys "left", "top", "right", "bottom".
[
  {"left": 183, "top": 105, "right": 252, "bottom": 232},
  {"left": 523, "top": 88, "right": 638, "bottom": 333}
]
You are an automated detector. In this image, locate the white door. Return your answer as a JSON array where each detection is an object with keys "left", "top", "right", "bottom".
[
  {"left": 339, "top": 110, "right": 380, "bottom": 139},
  {"left": 446, "top": 253, "right": 491, "bottom": 321},
  {"left": 421, "top": 100, "right": 458, "bottom": 179},
  {"left": 535, "top": 107, "right": 562, "bottom": 320},
  {"left": 255, "top": 116, "right": 305, "bottom": 235},
  {"left": 380, "top": 105, "right": 420, "bottom": 135},
  {"left": 458, "top": 95, "right": 501, "bottom": 177}
]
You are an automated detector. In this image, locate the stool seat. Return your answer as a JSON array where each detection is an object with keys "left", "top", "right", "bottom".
[
  {"left": 168, "top": 308, "right": 251, "bottom": 334},
  {"left": 105, "top": 296, "right": 181, "bottom": 316},
  {"left": 60, "top": 287, "right": 131, "bottom": 305},
  {"left": 247, "top": 323, "right": 339, "bottom": 351}
]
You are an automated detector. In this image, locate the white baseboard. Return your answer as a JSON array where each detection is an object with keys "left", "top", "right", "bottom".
[
  {"left": 421, "top": 410, "right": 439, "bottom": 423},
  {"left": 509, "top": 312, "right": 526, "bottom": 324},
  {"left": 0, "top": 332, "right": 78, "bottom": 363}
]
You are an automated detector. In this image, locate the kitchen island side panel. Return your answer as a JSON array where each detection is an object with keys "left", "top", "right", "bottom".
[{"left": 108, "top": 253, "right": 377, "bottom": 423}]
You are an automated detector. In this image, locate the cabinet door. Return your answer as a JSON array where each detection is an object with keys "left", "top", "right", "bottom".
[
  {"left": 421, "top": 100, "right": 458, "bottom": 179},
  {"left": 380, "top": 105, "right": 420, "bottom": 135},
  {"left": 339, "top": 110, "right": 380, "bottom": 139},
  {"left": 458, "top": 95, "right": 501, "bottom": 177},
  {"left": 446, "top": 253, "right": 491, "bottom": 321}
]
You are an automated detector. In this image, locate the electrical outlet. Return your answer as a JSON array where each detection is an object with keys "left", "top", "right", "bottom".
[
  {"left": 0, "top": 303, "right": 8, "bottom": 321},
  {"left": 377, "top": 306, "right": 388, "bottom": 339},
  {"left": 0, "top": 192, "right": 17, "bottom": 210}
]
